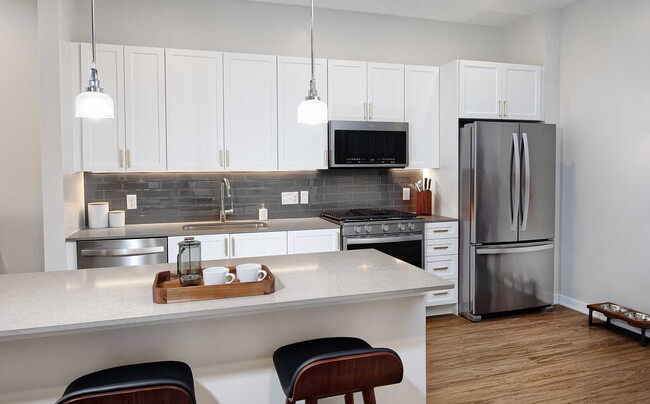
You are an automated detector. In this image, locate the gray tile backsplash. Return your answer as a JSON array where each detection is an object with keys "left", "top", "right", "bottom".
[{"left": 84, "top": 170, "right": 420, "bottom": 225}]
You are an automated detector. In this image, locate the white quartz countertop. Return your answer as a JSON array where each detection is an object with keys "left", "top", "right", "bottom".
[
  {"left": 0, "top": 250, "right": 453, "bottom": 341},
  {"left": 66, "top": 217, "right": 340, "bottom": 241}
]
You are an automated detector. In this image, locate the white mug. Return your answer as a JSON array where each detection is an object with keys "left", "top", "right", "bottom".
[
  {"left": 236, "top": 263, "right": 268, "bottom": 283},
  {"left": 203, "top": 267, "right": 236, "bottom": 286}
]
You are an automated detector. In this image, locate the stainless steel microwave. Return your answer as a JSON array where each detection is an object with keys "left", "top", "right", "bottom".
[{"left": 328, "top": 121, "right": 409, "bottom": 168}]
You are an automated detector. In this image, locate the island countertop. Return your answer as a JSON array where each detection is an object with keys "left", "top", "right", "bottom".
[{"left": 0, "top": 250, "right": 453, "bottom": 341}]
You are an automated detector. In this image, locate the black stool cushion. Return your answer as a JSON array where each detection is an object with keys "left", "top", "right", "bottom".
[
  {"left": 55, "top": 360, "right": 196, "bottom": 404},
  {"left": 273, "top": 337, "right": 400, "bottom": 399}
]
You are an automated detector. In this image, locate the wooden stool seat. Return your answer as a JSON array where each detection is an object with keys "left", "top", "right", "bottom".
[
  {"left": 273, "top": 337, "right": 403, "bottom": 404},
  {"left": 55, "top": 361, "right": 196, "bottom": 404}
]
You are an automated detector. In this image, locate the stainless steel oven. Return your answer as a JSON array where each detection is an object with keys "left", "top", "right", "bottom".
[
  {"left": 329, "top": 120, "right": 409, "bottom": 168},
  {"left": 343, "top": 233, "right": 424, "bottom": 268}
]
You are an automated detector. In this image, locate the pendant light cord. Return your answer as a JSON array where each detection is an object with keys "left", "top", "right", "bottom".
[
  {"left": 90, "top": 0, "right": 96, "bottom": 69},
  {"left": 307, "top": 0, "right": 318, "bottom": 99}
]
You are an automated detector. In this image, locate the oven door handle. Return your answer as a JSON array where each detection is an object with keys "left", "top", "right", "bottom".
[{"left": 345, "top": 234, "right": 423, "bottom": 245}]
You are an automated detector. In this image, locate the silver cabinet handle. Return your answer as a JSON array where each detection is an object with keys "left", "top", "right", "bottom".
[
  {"left": 499, "top": 101, "right": 503, "bottom": 117},
  {"left": 324, "top": 150, "right": 328, "bottom": 167},
  {"left": 521, "top": 133, "right": 531, "bottom": 231},
  {"left": 219, "top": 149, "right": 224, "bottom": 168},
  {"left": 80, "top": 246, "right": 165, "bottom": 257},
  {"left": 126, "top": 149, "right": 131, "bottom": 168},
  {"left": 504, "top": 100, "right": 507, "bottom": 117},
  {"left": 119, "top": 149, "right": 124, "bottom": 168},
  {"left": 231, "top": 237, "right": 235, "bottom": 257},
  {"left": 363, "top": 102, "right": 367, "bottom": 119},
  {"left": 369, "top": 103, "right": 373, "bottom": 119},
  {"left": 224, "top": 237, "right": 228, "bottom": 257},
  {"left": 433, "top": 291, "right": 449, "bottom": 296},
  {"left": 226, "top": 150, "right": 230, "bottom": 168}
]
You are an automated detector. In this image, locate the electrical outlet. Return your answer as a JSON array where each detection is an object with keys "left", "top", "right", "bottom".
[
  {"left": 300, "top": 190, "right": 309, "bottom": 205},
  {"left": 126, "top": 194, "right": 137, "bottom": 210},
  {"left": 281, "top": 192, "right": 299, "bottom": 205},
  {"left": 402, "top": 188, "right": 410, "bottom": 201}
]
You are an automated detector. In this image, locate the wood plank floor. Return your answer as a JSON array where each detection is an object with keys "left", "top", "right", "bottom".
[{"left": 426, "top": 306, "right": 650, "bottom": 403}]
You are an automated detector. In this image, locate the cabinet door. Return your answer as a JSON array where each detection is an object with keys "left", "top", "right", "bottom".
[
  {"left": 458, "top": 60, "right": 501, "bottom": 120},
  {"left": 224, "top": 53, "right": 278, "bottom": 170},
  {"left": 327, "top": 60, "right": 367, "bottom": 121},
  {"left": 405, "top": 65, "right": 439, "bottom": 168},
  {"left": 368, "top": 62, "right": 404, "bottom": 122},
  {"left": 168, "top": 234, "right": 230, "bottom": 263},
  {"left": 230, "top": 232, "right": 287, "bottom": 259},
  {"left": 277, "top": 56, "right": 328, "bottom": 170},
  {"left": 166, "top": 49, "right": 224, "bottom": 171},
  {"left": 287, "top": 229, "right": 340, "bottom": 254},
  {"left": 501, "top": 64, "right": 543, "bottom": 121},
  {"left": 81, "top": 43, "right": 125, "bottom": 171},
  {"left": 124, "top": 46, "right": 166, "bottom": 171}
]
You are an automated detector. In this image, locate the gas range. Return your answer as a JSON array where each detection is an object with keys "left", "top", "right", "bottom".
[{"left": 321, "top": 209, "right": 424, "bottom": 236}]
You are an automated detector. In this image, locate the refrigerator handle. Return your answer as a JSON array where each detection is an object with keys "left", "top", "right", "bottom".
[
  {"left": 521, "top": 133, "right": 531, "bottom": 231},
  {"left": 510, "top": 133, "right": 521, "bottom": 231}
]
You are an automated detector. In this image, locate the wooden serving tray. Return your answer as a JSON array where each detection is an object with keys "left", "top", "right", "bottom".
[{"left": 153, "top": 265, "right": 275, "bottom": 304}]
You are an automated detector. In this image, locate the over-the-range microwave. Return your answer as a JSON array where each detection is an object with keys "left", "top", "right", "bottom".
[{"left": 328, "top": 121, "right": 409, "bottom": 168}]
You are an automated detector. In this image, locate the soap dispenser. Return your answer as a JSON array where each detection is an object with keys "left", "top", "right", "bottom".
[{"left": 259, "top": 204, "right": 268, "bottom": 221}]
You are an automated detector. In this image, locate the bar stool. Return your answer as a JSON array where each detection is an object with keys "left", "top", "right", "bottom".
[
  {"left": 273, "top": 337, "right": 403, "bottom": 404},
  {"left": 55, "top": 361, "right": 196, "bottom": 404}
]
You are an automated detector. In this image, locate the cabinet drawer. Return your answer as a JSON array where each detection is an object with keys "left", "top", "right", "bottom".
[
  {"left": 425, "top": 221, "right": 458, "bottom": 239},
  {"left": 427, "top": 279, "right": 457, "bottom": 307},
  {"left": 425, "top": 255, "right": 458, "bottom": 279},
  {"left": 425, "top": 238, "right": 458, "bottom": 257}
]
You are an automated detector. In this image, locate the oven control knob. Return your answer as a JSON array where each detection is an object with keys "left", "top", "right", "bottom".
[
  {"left": 408, "top": 223, "right": 415, "bottom": 230},
  {"left": 364, "top": 225, "right": 372, "bottom": 233},
  {"left": 398, "top": 223, "right": 406, "bottom": 231},
  {"left": 354, "top": 226, "right": 362, "bottom": 234},
  {"left": 381, "top": 224, "right": 389, "bottom": 232}
]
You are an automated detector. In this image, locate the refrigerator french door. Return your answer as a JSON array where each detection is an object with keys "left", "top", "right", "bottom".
[{"left": 459, "top": 121, "right": 556, "bottom": 322}]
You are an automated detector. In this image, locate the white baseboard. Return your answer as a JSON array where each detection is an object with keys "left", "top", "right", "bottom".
[{"left": 558, "top": 294, "right": 642, "bottom": 336}]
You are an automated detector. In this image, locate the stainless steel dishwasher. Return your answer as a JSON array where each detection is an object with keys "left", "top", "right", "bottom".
[{"left": 77, "top": 238, "right": 168, "bottom": 269}]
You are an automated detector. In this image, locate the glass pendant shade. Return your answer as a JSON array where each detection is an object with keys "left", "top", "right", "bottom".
[
  {"left": 75, "top": 90, "right": 114, "bottom": 119},
  {"left": 297, "top": 97, "right": 328, "bottom": 125}
]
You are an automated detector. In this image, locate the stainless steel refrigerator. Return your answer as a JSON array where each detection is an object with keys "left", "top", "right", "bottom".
[{"left": 459, "top": 121, "right": 556, "bottom": 322}]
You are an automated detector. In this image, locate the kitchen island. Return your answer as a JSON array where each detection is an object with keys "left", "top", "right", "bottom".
[{"left": 0, "top": 250, "right": 452, "bottom": 403}]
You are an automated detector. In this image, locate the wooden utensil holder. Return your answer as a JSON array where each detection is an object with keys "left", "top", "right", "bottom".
[
  {"left": 153, "top": 265, "right": 275, "bottom": 304},
  {"left": 416, "top": 191, "right": 432, "bottom": 215}
]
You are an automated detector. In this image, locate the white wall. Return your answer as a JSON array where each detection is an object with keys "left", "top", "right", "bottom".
[
  {"left": 0, "top": 0, "right": 44, "bottom": 274},
  {"left": 560, "top": 0, "right": 650, "bottom": 314},
  {"left": 68, "top": 0, "right": 503, "bottom": 66}
]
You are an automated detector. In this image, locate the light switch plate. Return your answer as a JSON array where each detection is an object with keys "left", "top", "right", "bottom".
[
  {"left": 402, "top": 188, "right": 410, "bottom": 201},
  {"left": 281, "top": 192, "right": 299, "bottom": 205},
  {"left": 300, "top": 190, "right": 309, "bottom": 204},
  {"left": 126, "top": 194, "right": 137, "bottom": 210}
]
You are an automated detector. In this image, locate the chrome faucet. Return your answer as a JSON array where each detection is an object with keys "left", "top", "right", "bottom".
[{"left": 219, "top": 178, "right": 234, "bottom": 222}]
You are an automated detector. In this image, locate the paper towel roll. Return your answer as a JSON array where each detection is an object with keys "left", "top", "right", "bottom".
[
  {"left": 109, "top": 210, "right": 126, "bottom": 228},
  {"left": 88, "top": 202, "right": 109, "bottom": 228}
]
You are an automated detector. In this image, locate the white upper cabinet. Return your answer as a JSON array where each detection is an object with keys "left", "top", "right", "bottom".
[
  {"left": 501, "top": 64, "right": 542, "bottom": 121},
  {"left": 224, "top": 53, "right": 278, "bottom": 171},
  {"left": 81, "top": 43, "right": 125, "bottom": 171},
  {"left": 166, "top": 49, "right": 224, "bottom": 171},
  {"left": 459, "top": 60, "right": 501, "bottom": 120},
  {"left": 368, "top": 62, "right": 404, "bottom": 122},
  {"left": 327, "top": 60, "right": 368, "bottom": 121},
  {"left": 458, "top": 60, "right": 543, "bottom": 121},
  {"left": 405, "top": 65, "right": 439, "bottom": 168},
  {"left": 277, "top": 56, "right": 328, "bottom": 170},
  {"left": 124, "top": 46, "right": 167, "bottom": 171}
]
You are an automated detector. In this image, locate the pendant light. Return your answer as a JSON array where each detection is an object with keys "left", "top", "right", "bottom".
[
  {"left": 297, "top": 0, "right": 327, "bottom": 125},
  {"left": 75, "top": 0, "right": 114, "bottom": 119}
]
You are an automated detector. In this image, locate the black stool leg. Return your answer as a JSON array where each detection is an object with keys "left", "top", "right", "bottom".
[
  {"left": 642, "top": 328, "right": 647, "bottom": 347},
  {"left": 305, "top": 399, "right": 318, "bottom": 404},
  {"left": 362, "top": 389, "right": 376, "bottom": 404},
  {"left": 588, "top": 309, "right": 593, "bottom": 327},
  {"left": 345, "top": 392, "right": 355, "bottom": 404}
]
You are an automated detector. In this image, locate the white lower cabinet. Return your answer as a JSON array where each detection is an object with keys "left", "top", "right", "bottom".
[
  {"left": 229, "top": 232, "right": 287, "bottom": 259},
  {"left": 287, "top": 229, "right": 340, "bottom": 254},
  {"left": 424, "top": 222, "right": 459, "bottom": 311}
]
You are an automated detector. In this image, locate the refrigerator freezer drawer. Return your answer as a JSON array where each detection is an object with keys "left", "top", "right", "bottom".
[{"left": 471, "top": 242, "right": 554, "bottom": 315}]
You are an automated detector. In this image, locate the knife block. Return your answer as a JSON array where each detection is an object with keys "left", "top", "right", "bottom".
[{"left": 416, "top": 191, "right": 432, "bottom": 216}]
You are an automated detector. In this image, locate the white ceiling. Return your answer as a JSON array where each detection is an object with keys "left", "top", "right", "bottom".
[{"left": 243, "top": 0, "right": 582, "bottom": 27}]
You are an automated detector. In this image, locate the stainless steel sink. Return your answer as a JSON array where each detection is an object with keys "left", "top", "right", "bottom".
[{"left": 182, "top": 221, "right": 269, "bottom": 231}]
